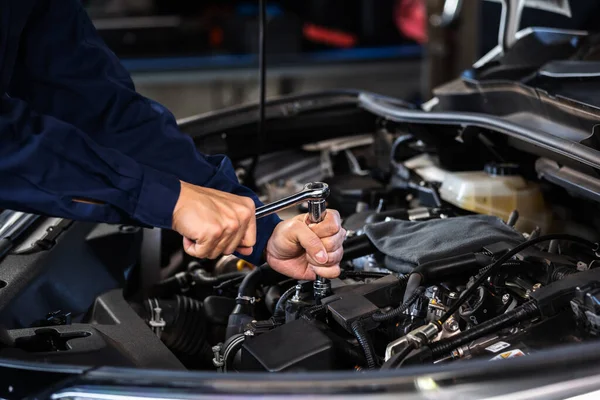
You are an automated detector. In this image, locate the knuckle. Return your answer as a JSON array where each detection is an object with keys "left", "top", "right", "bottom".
[
  {"left": 326, "top": 222, "right": 339, "bottom": 236},
  {"left": 225, "top": 219, "right": 239, "bottom": 233},
  {"left": 244, "top": 198, "right": 256, "bottom": 211},
  {"left": 206, "top": 225, "right": 222, "bottom": 239},
  {"left": 322, "top": 237, "right": 335, "bottom": 251},
  {"left": 288, "top": 219, "right": 303, "bottom": 232},
  {"left": 238, "top": 205, "right": 253, "bottom": 221}
]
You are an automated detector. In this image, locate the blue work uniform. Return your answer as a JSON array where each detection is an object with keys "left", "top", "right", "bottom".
[{"left": 0, "top": 0, "right": 281, "bottom": 264}]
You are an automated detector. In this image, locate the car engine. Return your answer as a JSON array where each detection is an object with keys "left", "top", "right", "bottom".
[
  {"left": 186, "top": 135, "right": 600, "bottom": 372},
  {"left": 1, "top": 109, "right": 600, "bottom": 374},
  {"left": 49, "top": 124, "right": 600, "bottom": 373}
]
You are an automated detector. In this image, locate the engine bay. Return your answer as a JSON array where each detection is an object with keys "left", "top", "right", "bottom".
[
  {"left": 3, "top": 22, "right": 600, "bottom": 377},
  {"left": 2, "top": 118, "right": 600, "bottom": 374}
]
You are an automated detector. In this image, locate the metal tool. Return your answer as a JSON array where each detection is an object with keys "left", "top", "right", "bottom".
[
  {"left": 256, "top": 182, "right": 332, "bottom": 300},
  {"left": 255, "top": 182, "right": 330, "bottom": 220}
]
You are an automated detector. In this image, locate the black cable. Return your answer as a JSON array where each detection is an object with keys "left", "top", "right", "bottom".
[
  {"left": 273, "top": 285, "right": 297, "bottom": 320},
  {"left": 439, "top": 234, "right": 596, "bottom": 324},
  {"left": 372, "top": 287, "right": 424, "bottom": 322},
  {"left": 351, "top": 320, "right": 377, "bottom": 370},
  {"left": 475, "top": 261, "right": 523, "bottom": 279},
  {"left": 402, "top": 273, "right": 423, "bottom": 304},
  {"left": 248, "top": 0, "right": 267, "bottom": 186},
  {"left": 430, "top": 301, "right": 539, "bottom": 358}
]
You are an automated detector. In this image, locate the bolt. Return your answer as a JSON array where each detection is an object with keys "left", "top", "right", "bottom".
[
  {"left": 446, "top": 319, "right": 459, "bottom": 332},
  {"left": 502, "top": 294, "right": 510, "bottom": 304},
  {"left": 577, "top": 261, "right": 589, "bottom": 271},
  {"left": 449, "top": 292, "right": 458, "bottom": 299},
  {"left": 291, "top": 284, "right": 302, "bottom": 302},
  {"left": 244, "top": 330, "right": 254, "bottom": 337},
  {"left": 532, "top": 283, "right": 542, "bottom": 291}
]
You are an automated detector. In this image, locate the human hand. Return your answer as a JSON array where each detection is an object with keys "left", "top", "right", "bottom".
[
  {"left": 265, "top": 210, "right": 345, "bottom": 280},
  {"left": 172, "top": 181, "right": 256, "bottom": 259}
]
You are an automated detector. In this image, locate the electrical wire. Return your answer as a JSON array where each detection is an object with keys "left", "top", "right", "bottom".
[
  {"left": 351, "top": 320, "right": 377, "bottom": 370},
  {"left": 372, "top": 287, "right": 424, "bottom": 322},
  {"left": 438, "top": 234, "right": 597, "bottom": 324}
]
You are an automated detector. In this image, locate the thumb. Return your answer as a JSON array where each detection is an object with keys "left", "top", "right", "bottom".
[{"left": 294, "top": 224, "right": 328, "bottom": 265}]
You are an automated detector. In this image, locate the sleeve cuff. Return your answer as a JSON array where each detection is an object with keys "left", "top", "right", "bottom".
[{"left": 132, "top": 166, "right": 181, "bottom": 230}]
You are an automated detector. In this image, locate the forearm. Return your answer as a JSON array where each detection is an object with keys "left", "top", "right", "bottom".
[
  {"left": 11, "top": 0, "right": 280, "bottom": 264},
  {"left": 0, "top": 95, "right": 180, "bottom": 229}
]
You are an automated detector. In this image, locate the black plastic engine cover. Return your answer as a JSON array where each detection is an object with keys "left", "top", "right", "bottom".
[{"left": 241, "top": 319, "right": 334, "bottom": 372}]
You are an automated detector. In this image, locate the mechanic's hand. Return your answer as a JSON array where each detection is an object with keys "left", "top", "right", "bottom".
[
  {"left": 172, "top": 181, "right": 256, "bottom": 259},
  {"left": 266, "top": 210, "right": 345, "bottom": 280}
]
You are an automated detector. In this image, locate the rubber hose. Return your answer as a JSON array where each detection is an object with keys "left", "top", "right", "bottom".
[
  {"left": 402, "top": 273, "right": 423, "bottom": 304},
  {"left": 237, "top": 264, "right": 269, "bottom": 298},
  {"left": 273, "top": 285, "right": 297, "bottom": 320},
  {"left": 145, "top": 296, "right": 213, "bottom": 363},
  {"left": 213, "top": 275, "right": 246, "bottom": 291},
  {"left": 551, "top": 266, "right": 577, "bottom": 282},
  {"left": 373, "top": 286, "right": 424, "bottom": 322},
  {"left": 191, "top": 270, "right": 247, "bottom": 285},
  {"left": 153, "top": 271, "right": 246, "bottom": 297},
  {"left": 151, "top": 273, "right": 191, "bottom": 297},
  {"left": 429, "top": 301, "right": 539, "bottom": 358},
  {"left": 351, "top": 319, "right": 377, "bottom": 370}
]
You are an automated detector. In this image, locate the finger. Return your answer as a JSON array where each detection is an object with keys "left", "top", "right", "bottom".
[
  {"left": 310, "top": 264, "right": 341, "bottom": 279},
  {"left": 235, "top": 246, "right": 254, "bottom": 256},
  {"left": 321, "top": 228, "right": 346, "bottom": 252},
  {"left": 227, "top": 201, "right": 255, "bottom": 254},
  {"left": 326, "top": 247, "right": 344, "bottom": 266},
  {"left": 183, "top": 236, "right": 195, "bottom": 250},
  {"left": 294, "top": 224, "right": 328, "bottom": 265},
  {"left": 239, "top": 199, "right": 257, "bottom": 248},
  {"left": 225, "top": 221, "right": 248, "bottom": 255},
  {"left": 183, "top": 239, "right": 213, "bottom": 259},
  {"left": 307, "top": 210, "right": 341, "bottom": 238},
  {"left": 209, "top": 235, "right": 234, "bottom": 259}
]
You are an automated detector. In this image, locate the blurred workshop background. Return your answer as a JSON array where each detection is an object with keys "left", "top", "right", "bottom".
[{"left": 82, "top": 0, "right": 600, "bottom": 119}]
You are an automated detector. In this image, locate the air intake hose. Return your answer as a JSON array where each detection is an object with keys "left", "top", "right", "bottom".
[{"left": 145, "top": 295, "right": 213, "bottom": 364}]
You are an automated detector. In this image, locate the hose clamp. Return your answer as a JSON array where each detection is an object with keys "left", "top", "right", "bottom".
[
  {"left": 236, "top": 295, "right": 257, "bottom": 304},
  {"left": 593, "top": 242, "right": 600, "bottom": 258}
]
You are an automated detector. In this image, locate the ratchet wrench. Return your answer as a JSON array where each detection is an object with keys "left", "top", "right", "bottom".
[
  {"left": 256, "top": 182, "right": 332, "bottom": 300},
  {"left": 255, "top": 182, "right": 329, "bottom": 221}
]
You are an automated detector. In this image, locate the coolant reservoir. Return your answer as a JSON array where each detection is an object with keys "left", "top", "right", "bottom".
[{"left": 439, "top": 163, "right": 552, "bottom": 233}]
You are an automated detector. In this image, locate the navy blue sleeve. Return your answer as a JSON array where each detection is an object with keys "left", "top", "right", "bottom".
[
  {"left": 8, "top": 0, "right": 280, "bottom": 265},
  {"left": 0, "top": 94, "right": 180, "bottom": 229}
]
